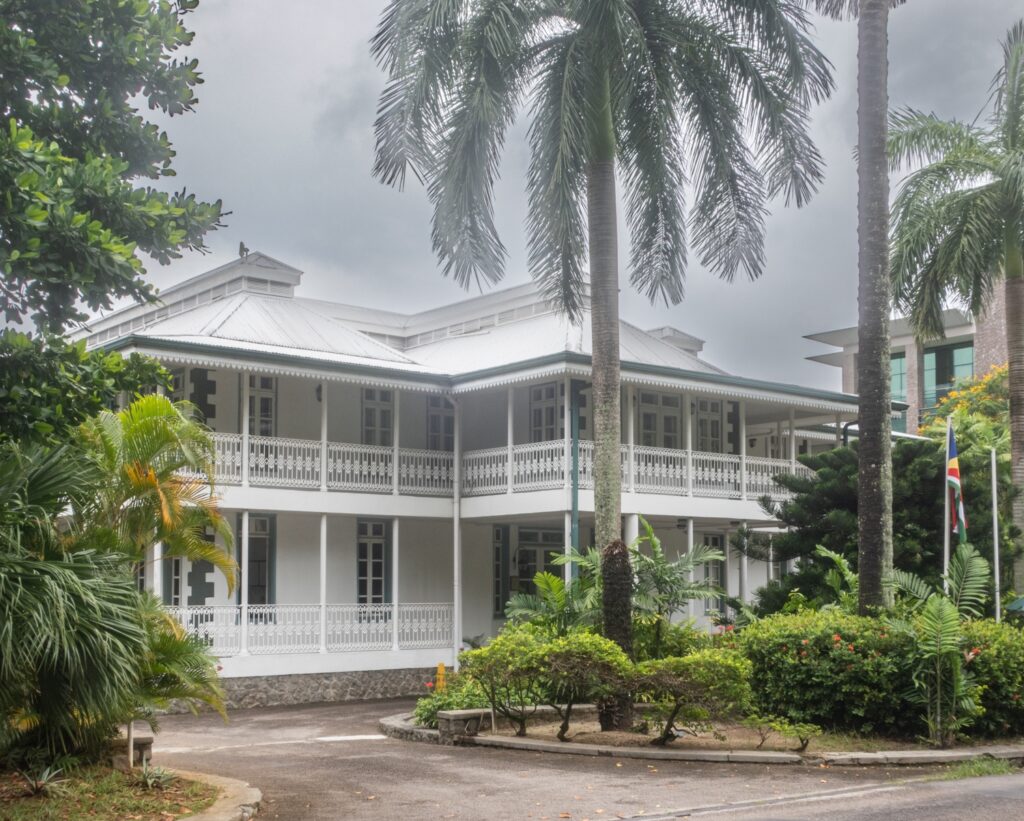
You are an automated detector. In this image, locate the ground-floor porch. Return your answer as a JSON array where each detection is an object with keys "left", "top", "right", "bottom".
[{"left": 151, "top": 510, "right": 784, "bottom": 678}]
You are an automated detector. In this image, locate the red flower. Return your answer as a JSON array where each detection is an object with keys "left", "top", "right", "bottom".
[
  {"left": 833, "top": 634, "right": 842, "bottom": 642},
  {"left": 801, "top": 639, "right": 809, "bottom": 645},
  {"left": 425, "top": 681, "right": 434, "bottom": 688},
  {"left": 847, "top": 644, "right": 855, "bottom": 652},
  {"left": 725, "top": 624, "right": 735, "bottom": 632}
]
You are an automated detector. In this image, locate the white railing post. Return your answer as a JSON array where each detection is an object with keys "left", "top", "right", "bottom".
[
  {"left": 147, "top": 541, "right": 163, "bottom": 599},
  {"left": 393, "top": 389, "right": 401, "bottom": 496},
  {"left": 684, "top": 392, "right": 693, "bottom": 497},
  {"left": 626, "top": 385, "right": 636, "bottom": 493},
  {"left": 392, "top": 518, "right": 400, "bottom": 651},
  {"left": 241, "top": 373, "right": 250, "bottom": 487},
  {"left": 239, "top": 510, "right": 249, "bottom": 655},
  {"left": 320, "top": 383, "right": 328, "bottom": 492},
  {"left": 506, "top": 386, "right": 514, "bottom": 495},
  {"left": 319, "top": 513, "right": 327, "bottom": 654},
  {"left": 453, "top": 398, "right": 463, "bottom": 666},
  {"left": 739, "top": 400, "right": 747, "bottom": 500}
]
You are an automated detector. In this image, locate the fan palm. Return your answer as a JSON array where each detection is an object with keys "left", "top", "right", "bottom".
[
  {"left": 373, "top": 0, "right": 833, "bottom": 682},
  {"left": 76, "top": 393, "right": 236, "bottom": 590},
  {"left": 889, "top": 21, "right": 1024, "bottom": 567}
]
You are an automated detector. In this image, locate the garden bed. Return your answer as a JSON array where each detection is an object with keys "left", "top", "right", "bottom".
[{"left": 0, "top": 765, "right": 219, "bottom": 821}]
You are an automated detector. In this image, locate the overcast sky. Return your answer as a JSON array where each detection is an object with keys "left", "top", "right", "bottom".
[{"left": 142, "top": 0, "right": 1021, "bottom": 391}]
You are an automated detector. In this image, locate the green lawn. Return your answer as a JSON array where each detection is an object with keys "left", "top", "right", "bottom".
[{"left": 0, "top": 766, "right": 219, "bottom": 820}]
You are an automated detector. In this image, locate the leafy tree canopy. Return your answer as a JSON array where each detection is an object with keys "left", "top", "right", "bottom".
[
  {"left": 0, "top": 329, "right": 169, "bottom": 446},
  {"left": 0, "top": 0, "right": 223, "bottom": 331}
]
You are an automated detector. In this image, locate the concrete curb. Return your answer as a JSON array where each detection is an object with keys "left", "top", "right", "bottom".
[
  {"left": 379, "top": 712, "right": 1024, "bottom": 767},
  {"left": 169, "top": 769, "right": 262, "bottom": 821}
]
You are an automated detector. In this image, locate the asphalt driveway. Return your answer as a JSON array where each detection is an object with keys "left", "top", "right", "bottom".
[{"left": 154, "top": 700, "right": 1021, "bottom": 820}]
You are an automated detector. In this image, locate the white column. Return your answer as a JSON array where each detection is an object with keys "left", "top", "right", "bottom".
[
  {"left": 624, "top": 513, "right": 640, "bottom": 547},
  {"left": 562, "top": 375, "right": 571, "bottom": 498},
  {"left": 739, "top": 400, "right": 747, "bottom": 500},
  {"left": 392, "top": 517, "right": 400, "bottom": 651},
  {"left": 739, "top": 522, "right": 749, "bottom": 604},
  {"left": 768, "top": 534, "right": 775, "bottom": 583},
  {"left": 775, "top": 420, "right": 782, "bottom": 459},
  {"left": 722, "top": 527, "right": 731, "bottom": 610},
  {"left": 684, "top": 392, "right": 693, "bottom": 497},
  {"left": 239, "top": 510, "right": 249, "bottom": 655},
  {"left": 319, "top": 514, "right": 327, "bottom": 653},
  {"left": 789, "top": 408, "right": 797, "bottom": 471},
  {"left": 320, "top": 383, "right": 328, "bottom": 492},
  {"left": 452, "top": 399, "right": 463, "bottom": 666},
  {"left": 147, "top": 541, "right": 163, "bottom": 599},
  {"left": 626, "top": 385, "right": 636, "bottom": 493},
  {"left": 241, "top": 373, "right": 250, "bottom": 487},
  {"left": 393, "top": 388, "right": 401, "bottom": 495},
  {"left": 506, "top": 385, "right": 514, "bottom": 495},
  {"left": 686, "top": 518, "right": 696, "bottom": 614}
]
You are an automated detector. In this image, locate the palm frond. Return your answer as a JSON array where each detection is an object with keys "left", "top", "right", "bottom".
[
  {"left": 427, "top": 0, "right": 535, "bottom": 291},
  {"left": 944, "top": 543, "right": 990, "bottom": 618},
  {"left": 892, "top": 568, "right": 932, "bottom": 609},
  {"left": 992, "top": 19, "right": 1024, "bottom": 153},
  {"left": 525, "top": 29, "right": 590, "bottom": 319},
  {"left": 888, "top": 108, "right": 992, "bottom": 171}
]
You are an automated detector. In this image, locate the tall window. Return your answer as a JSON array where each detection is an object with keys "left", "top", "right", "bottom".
[
  {"left": 362, "top": 388, "right": 393, "bottom": 446},
  {"left": 530, "top": 383, "right": 558, "bottom": 442},
  {"left": 703, "top": 534, "right": 725, "bottom": 615},
  {"left": 638, "top": 391, "right": 682, "bottom": 449},
  {"left": 169, "top": 367, "right": 187, "bottom": 402},
  {"left": 923, "top": 343, "right": 973, "bottom": 409},
  {"left": 695, "top": 399, "right": 724, "bottom": 453},
  {"left": 357, "top": 520, "right": 389, "bottom": 604},
  {"left": 493, "top": 526, "right": 507, "bottom": 617},
  {"left": 246, "top": 515, "right": 273, "bottom": 605},
  {"left": 168, "top": 557, "right": 183, "bottom": 606},
  {"left": 890, "top": 352, "right": 907, "bottom": 402},
  {"left": 514, "top": 529, "right": 562, "bottom": 595},
  {"left": 426, "top": 395, "right": 455, "bottom": 451},
  {"left": 248, "top": 375, "right": 276, "bottom": 436}
]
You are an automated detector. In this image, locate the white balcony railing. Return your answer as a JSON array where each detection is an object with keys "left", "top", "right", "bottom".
[
  {"left": 165, "top": 603, "right": 454, "bottom": 656},
  {"left": 201, "top": 433, "right": 810, "bottom": 501}
]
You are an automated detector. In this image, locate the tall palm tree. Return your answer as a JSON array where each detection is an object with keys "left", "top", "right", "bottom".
[
  {"left": 372, "top": 0, "right": 833, "bottom": 683},
  {"left": 804, "top": 0, "right": 906, "bottom": 612},
  {"left": 77, "top": 393, "right": 236, "bottom": 588},
  {"left": 889, "top": 21, "right": 1024, "bottom": 587}
]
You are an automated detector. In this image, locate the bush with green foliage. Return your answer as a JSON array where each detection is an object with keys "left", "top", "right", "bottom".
[
  {"left": 634, "top": 618, "right": 709, "bottom": 661},
  {"left": 412, "top": 673, "right": 489, "bottom": 729},
  {"left": 636, "top": 649, "right": 751, "bottom": 745},
  {"left": 459, "top": 624, "right": 548, "bottom": 736},
  {"left": 538, "top": 631, "right": 632, "bottom": 741},
  {"left": 739, "top": 611, "right": 916, "bottom": 736},
  {"left": 960, "top": 620, "right": 1024, "bottom": 737}
]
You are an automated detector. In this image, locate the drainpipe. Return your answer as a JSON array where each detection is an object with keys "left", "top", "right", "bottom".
[
  {"left": 570, "top": 381, "right": 580, "bottom": 569},
  {"left": 843, "top": 419, "right": 858, "bottom": 448},
  {"left": 450, "top": 394, "right": 462, "bottom": 669}
]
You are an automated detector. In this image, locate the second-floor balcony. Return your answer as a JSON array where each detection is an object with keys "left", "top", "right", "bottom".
[{"left": 200, "top": 432, "right": 812, "bottom": 501}]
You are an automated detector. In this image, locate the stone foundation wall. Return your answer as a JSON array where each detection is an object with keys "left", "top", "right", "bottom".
[{"left": 167, "top": 667, "right": 434, "bottom": 713}]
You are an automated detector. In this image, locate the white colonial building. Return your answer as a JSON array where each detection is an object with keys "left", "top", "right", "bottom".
[{"left": 79, "top": 252, "right": 865, "bottom": 697}]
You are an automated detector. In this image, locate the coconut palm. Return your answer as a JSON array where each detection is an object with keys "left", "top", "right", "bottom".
[
  {"left": 889, "top": 21, "right": 1024, "bottom": 576},
  {"left": 76, "top": 393, "right": 236, "bottom": 589},
  {"left": 372, "top": 0, "right": 834, "bottom": 687},
  {"left": 800, "top": 0, "right": 907, "bottom": 612}
]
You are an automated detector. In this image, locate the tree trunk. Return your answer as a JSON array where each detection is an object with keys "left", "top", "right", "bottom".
[
  {"left": 856, "top": 0, "right": 895, "bottom": 613},
  {"left": 588, "top": 69, "right": 630, "bottom": 730},
  {"left": 1004, "top": 240, "right": 1024, "bottom": 591}
]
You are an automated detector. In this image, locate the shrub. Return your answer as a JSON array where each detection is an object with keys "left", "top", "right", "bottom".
[
  {"left": 636, "top": 649, "right": 752, "bottom": 745},
  {"left": 739, "top": 611, "right": 916, "bottom": 736},
  {"left": 459, "top": 624, "right": 547, "bottom": 736},
  {"left": 538, "top": 631, "right": 633, "bottom": 741},
  {"left": 634, "top": 618, "right": 709, "bottom": 661},
  {"left": 412, "top": 673, "right": 489, "bottom": 729},
  {"left": 961, "top": 620, "right": 1024, "bottom": 737}
]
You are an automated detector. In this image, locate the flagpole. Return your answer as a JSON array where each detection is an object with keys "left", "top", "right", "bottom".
[
  {"left": 992, "top": 446, "right": 1001, "bottom": 623},
  {"left": 943, "top": 416, "right": 951, "bottom": 592}
]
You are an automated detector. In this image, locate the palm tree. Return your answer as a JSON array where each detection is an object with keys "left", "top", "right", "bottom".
[
  {"left": 76, "top": 393, "right": 236, "bottom": 589},
  {"left": 372, "top": 0, "right": 833, "bottom": 686},
  {"left": 889, "top": 21, "right": 1024, "bottom": 584},
  {"left": 803, "top": 0, "right": 907, "bottom": 612}
]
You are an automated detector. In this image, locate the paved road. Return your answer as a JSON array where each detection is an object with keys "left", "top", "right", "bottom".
[{"left": 154, "top": 701, "right": 1023, "bottom": 820}]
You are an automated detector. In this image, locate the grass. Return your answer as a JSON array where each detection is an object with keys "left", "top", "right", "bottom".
[
  {"left": 0, "top": 765, "right": 219, "bottom": 820},
  {"left": 937, "top": 758, "right": 1021, "bottom": 780}
]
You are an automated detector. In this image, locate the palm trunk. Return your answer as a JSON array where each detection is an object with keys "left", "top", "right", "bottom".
[
  {"left": 1004, "top": 235, "right": 1024, "bottom": 591},
  {"left": 856, "top": 0, "right": 895, "bottom": 613},
  {"left": 589, "top": 69, "right": 631, "bottom": 731}
]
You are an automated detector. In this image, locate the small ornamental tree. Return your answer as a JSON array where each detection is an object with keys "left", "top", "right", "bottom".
[
  {"left": 459, "top": 625, "right": 546, "bottom": 737},
  {"left": 636, "top": 650, "right": 751, "bottom": 745},
  {"left": 538, "top": 632, "right": 632, "bottom": 741}
]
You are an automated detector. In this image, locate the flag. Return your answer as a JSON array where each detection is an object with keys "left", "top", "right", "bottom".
[{"left": 947, "top": 424, "right": 967, "bottom": 544}]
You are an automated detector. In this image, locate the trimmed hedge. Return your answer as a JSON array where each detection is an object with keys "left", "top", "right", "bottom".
[
  {"left": 739, "top": 611, "right": 916, "bottom": 736},
  {"left": 962, "top": 620, "right": 1024, "bottom": 737}
]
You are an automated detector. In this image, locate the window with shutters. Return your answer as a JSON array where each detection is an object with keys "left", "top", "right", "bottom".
[
  {"left": 638, "top": 391, "right": 682, "bottom": 449},
  {"left": 362, "top": 388, "right": 394, "bottom": 446},
  {"left": 695, "top": 399, "right": 724, "bottom": 453},
  {"left": 426, "top": 396, "right": 455, "bottom": 451},
  {"left": 357, "top": 520, "right": 389, "bottom": 604},
  {"left": 248, "top": 375, "right": 276, "bottom": 436}
]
